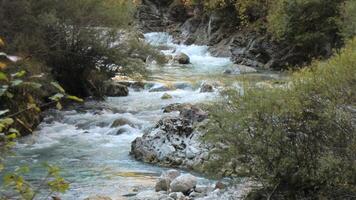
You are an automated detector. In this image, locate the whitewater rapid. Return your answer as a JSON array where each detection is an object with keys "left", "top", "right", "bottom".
[{"left": 4, "top": 32, "right": 236, "bottom": 199}]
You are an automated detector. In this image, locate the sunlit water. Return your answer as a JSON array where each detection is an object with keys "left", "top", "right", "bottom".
[{"left": 3, "top": 32, "right": 282, "bottom": 199}]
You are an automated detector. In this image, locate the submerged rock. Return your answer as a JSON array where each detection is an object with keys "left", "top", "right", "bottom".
[
  {"left": 161, "top": 93, "right": 173, "bottom": 100},
  {"left": 174, "top": 53, "right": 190, "bottom": 64},
  {"left": 199, "top": 82, "right": 214, "bottom": 93},
  {"left": 149, "top": 84, "right": 172, "bottom": 92},
  {"left": 111, "top": 118, "right": 135, "bottom": 128}
]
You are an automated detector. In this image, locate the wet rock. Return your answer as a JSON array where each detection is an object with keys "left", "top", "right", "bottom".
[
  {"left": 174, "top": 53, "right": 190, "bottom": 64},
  {"left": 170, "top": 174, "right": 197, "bottom": 193},
  {"left": 84, "top": 196, "right": 112, "bottom": 200},
  {"left": 118, "top": 81, "right": 145, "bottom": 91},
  {"left": 224, "top": 64, "right": 258, "bottom": 75},
  {"left": 134, "top": 190, "right": 169, "bottom": 200},
  {"left": 215, "top": 181, "right": 227, "bottom": 190},
  {"left": 195, "top": 186, "right": 214, "bottom": 194},
  {"left": 199, "top": 82, "right": 214, "bottom": 93},
  {"left": 149, "top": 84, "right": 172, "bottom": 92},
  {"left": 163, "top": 103, "right": 193, "bottom": 113},
  {"left": 173, "top": 82, "right": 192, "bottom": 90},
  {"left": 189, "top": 191, "right": 205, "bottom": 198},
  {"left": 161, "top": 93, "right": 173, "bottom": 100},
  {"left": 157, "top": 117, "right": 194, "bottom": 136},
  {"left": 169, "top": 192, "right": 186, "bottom": 200},
  {"left": 105, "top": 82, "right": 129, "bottom": 97},
  {"left": 131, "top": 103, "right": 211, "bottom": 169},
  {"left": 155, "top": 170, "right": 181, "bottom": 192},
  {"left": 116, "top": 127, "right": 130, "bottom": 135},
  {"left": 111, "top": 118, "right": 135, "bottom": 128}
]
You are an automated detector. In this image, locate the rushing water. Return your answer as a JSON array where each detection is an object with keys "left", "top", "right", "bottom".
[{"left": 3, "top": 32, "right": 281, "bottom": 199}]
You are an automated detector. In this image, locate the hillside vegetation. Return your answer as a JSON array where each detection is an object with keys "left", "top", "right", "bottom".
[{"left": 205, "top": 38, "right": 356, "bottom": 199}]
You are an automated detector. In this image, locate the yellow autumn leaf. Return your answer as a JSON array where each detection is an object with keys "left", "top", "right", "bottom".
[
  {"left": 0, "top": 62, "right": 6, "bottom": 70},
  {"left": 0, "top": 38, "right": 4, "bottom": 47}
]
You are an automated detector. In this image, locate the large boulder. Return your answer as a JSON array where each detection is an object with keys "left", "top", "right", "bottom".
[
  {"left": 105, "top": 82, "right": 129, "bottom": 97},
  {"left": 170, "top": 174, "right": 197, "bottom": 193},
  {"left": 131, "top": 103, "right": 210, "bottom": 169},
  {"left": 155, "top": 170, "right": 181, "bottom": 192},
  {"left": 174, "top": 53, "right": 190, "bottom": 64}
]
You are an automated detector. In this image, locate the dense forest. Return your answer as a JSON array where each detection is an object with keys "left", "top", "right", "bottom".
[{"left": 0, "top": 0, "right": 355, "bottom": 199}]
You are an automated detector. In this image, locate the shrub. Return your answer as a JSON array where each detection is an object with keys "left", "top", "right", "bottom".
[
  {"left": 339, "top": 0, "right": 356, "bottom": 41},
  {"left": 205, "top": 38, "right": 356, "bottom": 199},
  {"left": 0, "top": 0, "right": 163, "bottom": 97},
  {"left": 267, "top": 0, "right": 342, "bottom": 54}
]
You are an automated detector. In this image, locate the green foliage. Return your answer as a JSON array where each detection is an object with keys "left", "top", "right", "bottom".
[
  {"left": 0, "top": 40, "right": 78, "bottom": 199},
  {"left": 205, "top": 38, "right": 356, "bottom": 199},
  {"left": 0, "top": 0, "right": 162, "bottom": 97},
  {"left": 268, "top": 0, "right": 342, "bottom": 50},
  {"left": 339, "top": 0, "right": 356, "bottom": 40}
]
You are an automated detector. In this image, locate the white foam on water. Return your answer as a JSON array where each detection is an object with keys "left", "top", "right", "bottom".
[{"left": 5, "top": 32, "right": 237, "bottom": 199}]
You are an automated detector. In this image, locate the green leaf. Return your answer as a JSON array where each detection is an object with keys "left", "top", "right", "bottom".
[
  {"left": 66, "top": 95, "right": 84, "bottom": 103},
  {"left": 23, "top": 82, "right": 42, "bottom": 89},
  {"left": 0, "top": 72, "right": 8, "bottom": 81},
  {"left": 0, "top": 164, "right": 4, "bottom": 172},
  {"left": 51, "top": 82, "right": 65, "bottom": 93},
  {"left": 11, "top": 70, "right": 26, "bottom": 78},
  {"left": 49, "top": 93, "right": 64, "bottom": 101},
  {"left": 11, "top": 79, "right": 23, "bottom": 86},
  {"left": 0, "top": 118, "right": 14, "bottom": 126},
  {"left": 6, "top": 133, "right": 17, "bottom": 140}
]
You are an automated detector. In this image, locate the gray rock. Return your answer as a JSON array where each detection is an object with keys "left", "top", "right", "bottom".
[
  {"left": 168, "top": 192, "right": 186, "bottom": 200},
  {"left": 199, "top": 83, "right": 214, "bottom": 93},
  {"left": 105, "top": 82, "right": 129, "bottom": 97},
  {"left": 149, "top": 84, "right": 172, "bottom": 92},
  {"left": 84, "top": 196, "right": 112, "bottom": 200},
  {"left": 131, "top": 103, "right": 210, "bottom": 170},
  {"left": 161, "top": 93, "right": 173, "bottom": 100},
  {"left": 174, "top": 53, "right": 190, "bottom": 64},
  {"left": 111, "top": 118, "right": 135, "bottom": 128},
  {"left": 186, "top": 146, "right": 200, "bottom": 159},
  {"left": 194, "top": 186, "right": 214, "bottom": 194},
  {"left": 134, "top": 190, "right": 169, "bottom": 200},
  {"left": 189, "top": 191, "right": 205, "bottom": 198},
  {"left": 170, "top": 174, "right": 197, "bottom": 193},
  {"left": 224, "top": 64, "right": 257, "bottom": 75},
  {"left": 233, "top": 64, "right": 258, "bottom": 74}
]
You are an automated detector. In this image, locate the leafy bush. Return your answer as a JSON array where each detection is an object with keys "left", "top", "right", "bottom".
[
  {"left": 0, "top": 42, "right": 77, "bottom": 199},
  {"left": 0, "top": 0, "right": 163, "bottom": 97},
  {"left": 339, "top": 0, "right": 356, "bottom": 40},
  {"left": 205, "top": 38, "right": 356, "bottom": 199},
  {"left": 267, "top": 0, "right": 342, "bottom": 53}
]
